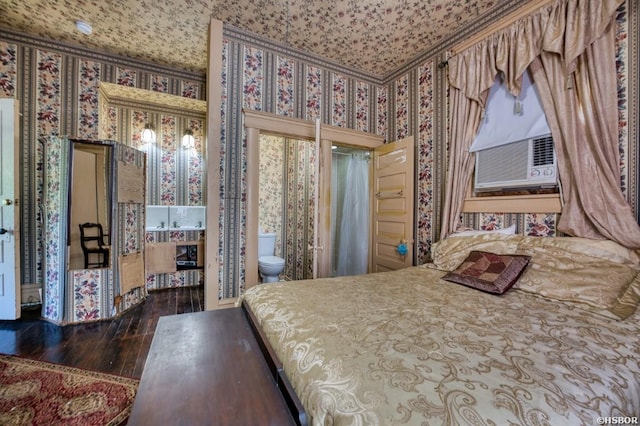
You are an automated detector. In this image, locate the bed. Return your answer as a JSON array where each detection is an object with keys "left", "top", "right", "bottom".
[{"left": 241, "top": 233, "right": 640, "bottom": 425}]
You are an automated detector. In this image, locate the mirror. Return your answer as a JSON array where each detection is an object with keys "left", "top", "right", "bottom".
[{"left": 68, "top": 140, "right": 114, "bottom": 270}]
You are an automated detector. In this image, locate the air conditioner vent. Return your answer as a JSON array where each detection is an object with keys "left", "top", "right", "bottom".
[{"left": 532, "top": 135, "right": 554, "bottom": 166}]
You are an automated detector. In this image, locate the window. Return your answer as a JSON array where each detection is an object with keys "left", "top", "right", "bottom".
[
  {"left": 462, "top": 69, "right": 561, "bottom": 213},
  {"left": 470, "top": 68, "right": 558, "bottom": 195}
]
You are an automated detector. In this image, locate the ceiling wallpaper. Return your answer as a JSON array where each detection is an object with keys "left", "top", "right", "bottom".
[{"left": 0, "top": 0, "right": 534, "bottom": 78}]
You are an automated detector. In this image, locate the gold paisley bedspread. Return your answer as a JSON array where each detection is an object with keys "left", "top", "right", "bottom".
[{"left": 242, "top": 266, "right": 640, "bottom": 426}]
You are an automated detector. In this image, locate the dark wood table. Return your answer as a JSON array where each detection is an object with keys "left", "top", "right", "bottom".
[{"left": 128, "top": 308, "right": 296, "bottom": 425}]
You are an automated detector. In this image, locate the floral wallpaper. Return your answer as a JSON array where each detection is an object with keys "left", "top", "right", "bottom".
[
  {"left": 78, "top": 60, "right": 100, "bottom": 136},
  {"left": 72, "top": 269, "right": 102, "bottom": 322},
  {"left": 416, "top": 63, "right": 434, "bottom": 265},
  {"left": 43, "top": 136, "right": 68, "bottom": 323},
  {"left": 258, "top": 135, "right": 284, "bottom": 249},
  {"left": 395, "top": 74, "right": 410, "bottom": 140},
  {"left": 616, "top": 6, "right": 630, "bottom": 199},
  {"left": 0, "top": 31, "right": 205, "bottom": 323},
  {"left": 332, "top": 74, "right": 347, "bottom": 127},
  {"left": 0, "top": 0, "right": 638, "bottom": 309},
  {"left": 305, "top": 66, "right": 322, "bottom": 121},
  {"left": 355, "top": 81, "right": 369, "bottom": 133},
  {"left": 0, "top": 0, "right": 515, "bottom": 77},
  {"left": 244, "top": 47, "right": 263, "bottom": 110},
  {"left": 276, "top": 57, "right": 295, "bottom": 116}
]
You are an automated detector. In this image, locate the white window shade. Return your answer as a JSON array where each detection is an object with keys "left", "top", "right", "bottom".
[{"left": 469, "top": 69, "right": 551, "bottom": 153}]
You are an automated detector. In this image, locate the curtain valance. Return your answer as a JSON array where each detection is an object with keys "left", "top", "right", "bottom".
[{"left": 448, "top": 0, "right": 623, "bottom": 105}]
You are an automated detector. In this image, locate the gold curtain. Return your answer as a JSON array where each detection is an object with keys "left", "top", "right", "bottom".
[{"left": 442, "top": 0, "right": 640, "bottom": 249}]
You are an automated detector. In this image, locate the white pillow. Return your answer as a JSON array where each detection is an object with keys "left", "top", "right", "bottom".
[{"left": 449, "top": 224, "right": 516, "bottom": 238}]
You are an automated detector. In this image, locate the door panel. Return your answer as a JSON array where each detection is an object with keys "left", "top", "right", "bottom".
[
  {"left": 0, "top": 99, "right": 20, "bottom": 320},
  {"left": 377, "top": 197, "right": 408, "bottom": 214},
  {"left": 378, "top": 172, "right": 407, "bottom": 189},
  {"left": 371, "top": 136, "right": 414, "bottom": 272},
  {"left": 146, "top": 242, "right": 177, "bottom": 275}
]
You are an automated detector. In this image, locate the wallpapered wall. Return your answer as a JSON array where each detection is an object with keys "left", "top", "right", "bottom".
[
  {"left": 0, "top": 1, "right": 637, "bottom": 306},
  {"left": 258, "top": 135, "right": 316, "bottom": 281},
  {"left": 385, "top": 3, "right": 637, "bottom": 265},
  {"left": 0, "top": 32, "right": 207, "bottom": 321},
  {"left": 217, "top": 2, "right": 638, "bottom": 295}
]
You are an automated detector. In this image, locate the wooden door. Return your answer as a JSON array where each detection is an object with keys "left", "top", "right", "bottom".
[
  {"left": 146, "top": 242, "right": 176, "bottom": 274},
  {"left": 0, "top": 99, "right": 20, "bottom": 319},
  {"left": 371, "top": 136, "right": 414, "bottom": 272}
]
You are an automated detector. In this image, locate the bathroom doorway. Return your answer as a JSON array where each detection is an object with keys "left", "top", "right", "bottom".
[
  {"left": 244, "top": 110, "right": 385, "bottom": 288},
  {"left": 258, "top": 134, "right": 317, "bottom": 281},
  {"left": 258, "top": 136, "right": 371, "bottom": 281}
]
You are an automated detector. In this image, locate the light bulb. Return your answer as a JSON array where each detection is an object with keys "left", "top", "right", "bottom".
[
  {"left": 142, "top": 123, "right": 156, "bottom": 144},
  {"left": 182, "top": 129, "right": 195, "bottom": 148}
]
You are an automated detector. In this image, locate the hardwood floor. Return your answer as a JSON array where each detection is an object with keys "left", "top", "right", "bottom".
[{"left": 0, "top": 285, "right": 204, "bottom": 379}]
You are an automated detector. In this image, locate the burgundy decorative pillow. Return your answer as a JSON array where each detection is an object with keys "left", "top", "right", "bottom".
[{"left": 442, "top": 251, "right": 531, "bottom": 294}]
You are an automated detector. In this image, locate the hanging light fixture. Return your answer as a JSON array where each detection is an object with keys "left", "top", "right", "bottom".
[
  {"left": 141, "top": 123, "right": 156, "bottom": 144},
  {"left": 182, "top": 128, "right": 195, "bottom": 149}
]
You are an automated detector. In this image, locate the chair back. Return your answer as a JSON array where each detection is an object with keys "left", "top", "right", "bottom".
[{"left": 79, "top": 223, "right": 106, "bottom": 249}]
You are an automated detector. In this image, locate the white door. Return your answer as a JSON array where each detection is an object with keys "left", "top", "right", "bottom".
[
  {"left": 371, "top": 136, "right": 414, "bottom": 272},
  {"left": 0, "top": 99, "right": 21, "bottom": 320}
]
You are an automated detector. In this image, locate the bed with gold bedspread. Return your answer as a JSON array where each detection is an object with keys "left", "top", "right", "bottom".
[{"left": 241, "top": 234, "right": 640, "bottom": 425}]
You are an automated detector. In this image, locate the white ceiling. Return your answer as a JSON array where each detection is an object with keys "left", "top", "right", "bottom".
[{"left": 1, "top": 0, "right": 531, "bottom": 77}]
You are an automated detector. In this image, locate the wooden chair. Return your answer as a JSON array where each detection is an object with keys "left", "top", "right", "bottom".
[{"left": 79, "top": 223, "right": 109, "bottom": 268}]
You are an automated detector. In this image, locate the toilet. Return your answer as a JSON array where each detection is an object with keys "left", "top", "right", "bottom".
[{"left": 258, "top": 230, "right": 285, "bottom": 283}]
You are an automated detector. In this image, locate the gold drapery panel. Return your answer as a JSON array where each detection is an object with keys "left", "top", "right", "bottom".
[{"left": 442, "top": 0, "right": 640, "bottom": 249}]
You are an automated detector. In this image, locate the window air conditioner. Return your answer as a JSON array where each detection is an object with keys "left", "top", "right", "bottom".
[{"left": 474, "top": 134, "right": 556, "bottom": 192}]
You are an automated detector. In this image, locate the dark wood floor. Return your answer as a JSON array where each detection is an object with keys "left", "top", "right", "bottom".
[{"left": 0, "top": 285, "right": 204, "bottom": 379}]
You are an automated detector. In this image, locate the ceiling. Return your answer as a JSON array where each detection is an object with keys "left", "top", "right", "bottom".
[{"left": 1, "top": 0, "right": 526, "bottom": 78}]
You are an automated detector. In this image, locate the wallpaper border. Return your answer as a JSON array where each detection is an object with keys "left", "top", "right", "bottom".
[
  {"left": 224, "top": 24, "right": 383, "bottom": 85},
  {"left": 0, "top": 29, "right": 205, "bottom": 86}
]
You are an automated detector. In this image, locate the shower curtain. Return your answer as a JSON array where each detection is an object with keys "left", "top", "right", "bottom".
[{"left": 336, "top": 153, "right": 369, "bottom": 276}]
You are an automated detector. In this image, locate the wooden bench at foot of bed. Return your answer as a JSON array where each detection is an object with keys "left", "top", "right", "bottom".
[{"left": 128, "top": 307, "right": 306, "bottom": 426}]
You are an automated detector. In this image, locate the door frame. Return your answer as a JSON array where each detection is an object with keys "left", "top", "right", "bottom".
[{"left": 244, "top": 109, "right": 384, "bottom": 291}]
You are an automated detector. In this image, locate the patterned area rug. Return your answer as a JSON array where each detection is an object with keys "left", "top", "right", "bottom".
[{"left": 0, "top": 355, "right": 138, "bottom": 426}]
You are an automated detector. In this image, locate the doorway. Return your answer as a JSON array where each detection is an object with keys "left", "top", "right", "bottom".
[
  {"left": 244, "top": 110, "right": 385, "bottom": 291},
  {"left": 257, "top": 136, "right": 372, "bottom": 281},
  {"left": 258, "top": 134, "right": 317, "bottom": 281}
]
